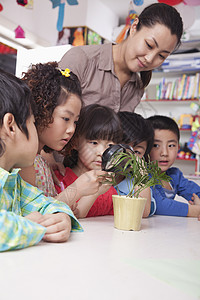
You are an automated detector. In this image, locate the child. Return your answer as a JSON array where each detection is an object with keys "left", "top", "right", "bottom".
[
  {"left": 118, "top": 111, "right": 154, "bottom": 160},
  {"left": 56, "top": 107, "right": 155, "bottom": 218},
  {"left": 116, "top": 111, "right": 155, "bottom": 217},
  {"left": 147, "top": 115, "right": 200, "bottom": 218},
  {"left": 55, "top": 104, "right": 122, "bottom": 218},
  {"left": 20, "top": 62, "right": 106, "bottom": 209},
  {"left": 0, "top": 69, "right": 82, "bottom": 252}
]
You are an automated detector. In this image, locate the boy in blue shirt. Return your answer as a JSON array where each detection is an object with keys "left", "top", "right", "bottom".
[
  {"left": 0, "top": 69, "right": 82, "bottom": 251},
  {"left": 148, "top": 115, "right": 200, "bottom": 218}
]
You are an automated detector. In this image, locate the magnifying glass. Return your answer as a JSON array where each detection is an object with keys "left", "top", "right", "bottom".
[{"left": 101, "top": 144, "right": 134, "bottom": 172}]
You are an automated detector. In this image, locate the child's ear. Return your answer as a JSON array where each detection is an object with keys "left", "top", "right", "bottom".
[{"left": 2, "top": 113, "right": 17, "bottom": 137}]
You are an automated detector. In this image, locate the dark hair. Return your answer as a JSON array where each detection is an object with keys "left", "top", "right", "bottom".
[
  {"left": 64, "top": 104, "right": 122, "bottom": 167},
  {"left": 134, "top": 3, "right": 183, "bottom": 88},
  {"left": 22, "top": 61, "right": 82, "bottom": 131},
  {"left": 0, "top": 69, "right": 33, "bottom": 156},
  {"left": 147, "top": 115, "right": 180, "bottom": 141},
  {"left": 118, "top": 111, "right": 154, "bottom": 159}
]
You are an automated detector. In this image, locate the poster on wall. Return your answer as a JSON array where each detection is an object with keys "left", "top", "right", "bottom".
[{"left": 57, "top": 26, "right": 105, "bottom": 46}]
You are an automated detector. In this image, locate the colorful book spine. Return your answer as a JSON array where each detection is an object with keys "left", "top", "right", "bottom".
[
  {"left": 192, "top": 73, "right": 198, "bottom": 99},
  {"left": 183, "top": 76, "right": 190, "bottom": 100},
  {"left": 177, "top": 74, "right": 186, "bottom": 100},
  {"left": 187, "top": 75, "right": 195, "bottom": 100},
  {"left": 195, "top": 73, "right": 200, "bottom": 99},
  {"left": 170, "top": 80, "right": 176, "bottom": 100},
  {"left": 156, "top": 73, "right": 200, "bottom": 101}
]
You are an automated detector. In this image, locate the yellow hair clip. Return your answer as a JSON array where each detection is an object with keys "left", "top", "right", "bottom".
[{"left": 61, "top": 68, "right": 70, "bottom": 77}]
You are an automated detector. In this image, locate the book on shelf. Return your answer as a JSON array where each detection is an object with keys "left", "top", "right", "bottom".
[
  {"left": 177, "top": 74, "right": 186, "bottom": 100},
  {"left": 158, "top": 52, "right": 200, "bottom": 72},
  {"left": 188, "top": 75, "right": 196, "bottom": 100},
  {"left": 193, "top": 73, "right": 200, "bottom": 99},
  {"left": 156, "top": 73, "right": 200, "bottom": 100},
  {"left": 169, "top": 80, "right": 176, "bottom": 100},
  {"left": 183, "top": 76, "right": 190, "bottom": 100},
  {"left": 165, "top": 82, "right": 172, "bottom": 100}
]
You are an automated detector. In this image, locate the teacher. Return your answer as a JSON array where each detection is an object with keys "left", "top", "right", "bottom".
[{"left": 59, "top": 3, "right": 183, "bottom": 112}]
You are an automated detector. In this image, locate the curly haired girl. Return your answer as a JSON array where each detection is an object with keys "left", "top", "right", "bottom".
[{"left": 20, "top": 62, "right": 107, "bottom": 209}]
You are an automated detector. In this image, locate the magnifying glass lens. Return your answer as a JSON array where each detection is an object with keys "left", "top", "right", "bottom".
[
  {"left": 102, "top": 144, "right": 135, "bottom": 172},
  {"left": 102, "top": 144, "right": 126, "bottom": 172},
  {"left": 104, "top": 148, "right": 124, "bottom": 170}
]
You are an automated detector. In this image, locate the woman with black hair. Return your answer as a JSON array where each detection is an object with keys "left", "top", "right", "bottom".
[{"left": 59, "top": 3, "right": 183, "bottom": 112}]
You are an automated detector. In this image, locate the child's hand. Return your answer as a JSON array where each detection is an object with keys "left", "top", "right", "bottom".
[
  {"left": 25, "top": 211, "right": 44, "bottom": 223},
  {"left": 26, "top": 212, "right": 71, "bottom": 242},
  {"left": 97, "top": 182, "right": 112, "bottom": 196},
  {"left": 39, "top": 213, "right": 71, "bottom": 242},
  {"left": 72, "top": 205, "right": 80, "bottom": 219},
  {"left": 56, "top": 170, "right": 110, "bottom": 207},
  {"left": 75, "top": 170, "right": 107, "bottom": 197},
  {"left": 190, "top": 193, "right": 200, "bottom": 205},
  {"left": 71, "top": 202, "right": 78, "bottom": 215},
  {"left": 50, "top": 162, "right": 66, "bottom": 186}
]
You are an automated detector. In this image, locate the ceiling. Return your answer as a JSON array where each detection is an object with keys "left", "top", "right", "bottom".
[
  {"left": 100, "top": 0, "right": 161, "bottom": 24},
  {"left": 100, "top": 0, "right": 200, "bottom": 28}
]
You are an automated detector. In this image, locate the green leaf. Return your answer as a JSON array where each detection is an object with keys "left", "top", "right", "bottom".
[{"left": 103, "top": 151, "right": 171, "bottom": 198}]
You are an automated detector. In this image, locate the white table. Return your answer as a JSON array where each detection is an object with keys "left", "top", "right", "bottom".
[{"left": 0, "top": 215, "right": 199, "bottom": 300}]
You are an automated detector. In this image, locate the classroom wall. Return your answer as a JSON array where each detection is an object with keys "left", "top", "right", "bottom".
[
  {"left": 0, "top": 0, "right": 119, "bottom": 47},
  {"left": 0, "top": 1, "right": 56, "bottom": 46}
]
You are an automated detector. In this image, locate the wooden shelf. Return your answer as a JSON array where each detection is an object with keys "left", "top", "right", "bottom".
[
  {"left": 176, "top": 157, "right": 197, "bottom": 161},
  {"left": 141, "top": 99, "right": 199, "bottom": 103},
  {"left": 179, "top": 128, "right": 191, "bottom": 131}
]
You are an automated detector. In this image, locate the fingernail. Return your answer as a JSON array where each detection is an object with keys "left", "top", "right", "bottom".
[{"left": 60, "top": 181, "right": 65, "bottom": 191}]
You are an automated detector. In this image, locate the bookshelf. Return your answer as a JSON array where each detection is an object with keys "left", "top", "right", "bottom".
[
  {"left": 135, "top": 42, "right": 200, "bottom": 175},
  {"left": 135, "top": 99, "right": 199, "bottom": 175}
]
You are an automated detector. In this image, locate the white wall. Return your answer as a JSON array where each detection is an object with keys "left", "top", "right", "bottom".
[
  {"left": 0, "top": 0, "right": 58, "bottom": 46},
  {"left": 86, "top": 0, "right": 118, "bottom": 41},
  {"left": 15, "top": 44, "right": 72, "bottom": 78},
  {"left": 0, "top": 0, "right": 119, "bottom": 47}
]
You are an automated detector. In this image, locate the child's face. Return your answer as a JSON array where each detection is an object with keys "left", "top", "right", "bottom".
[
  {"left": 132, "top": 141, "right": 147, "bottom": 159},
  {"left": 14, "top": 115, "right": 38, "bottom": 168},
  {"left": 149, "top": 129, "right": 179, "bottom": 172},
  {"left": 39, "top": 95, "right": 81, "bottom": 152},
  {"left": 76, "top": 137, "right": 115, "bottom": 172}
]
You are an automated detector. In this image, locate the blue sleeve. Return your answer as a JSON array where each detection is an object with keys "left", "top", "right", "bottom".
[
  {"left": 19, "top": 176, "right": 83, "bottom": 232},
  {"left": 151, "top": 186, "right": 189, "bottom": 217},
  {"left": 173, "top": 169, "right": 200, "bottom": 200},
  {"left": 0, "top": 210, "right": 46, "bottom": 252},
  {"left": 114, "top": 178, "right": 131, "bottom": 196}
]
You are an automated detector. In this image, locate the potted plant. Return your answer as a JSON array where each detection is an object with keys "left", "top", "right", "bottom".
[{"left": 102, "top": 146, "right": 170, "bottom": 231}]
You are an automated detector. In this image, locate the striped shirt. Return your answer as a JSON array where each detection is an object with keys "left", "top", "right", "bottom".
[{"left": 0, "top": 167, "right": 83, "bottom": 251}]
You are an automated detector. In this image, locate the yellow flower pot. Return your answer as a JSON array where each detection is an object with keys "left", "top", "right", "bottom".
[{"left": 112, "top": 195, "right": 147, "bottom": 231}]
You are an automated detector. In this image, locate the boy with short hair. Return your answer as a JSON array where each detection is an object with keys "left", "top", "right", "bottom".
[
  {"left": 0, "top": 69, "right": 82, "bottom": 252},
  {"left": 148, "top": 115, "right": 200, "bottom": 218}
]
